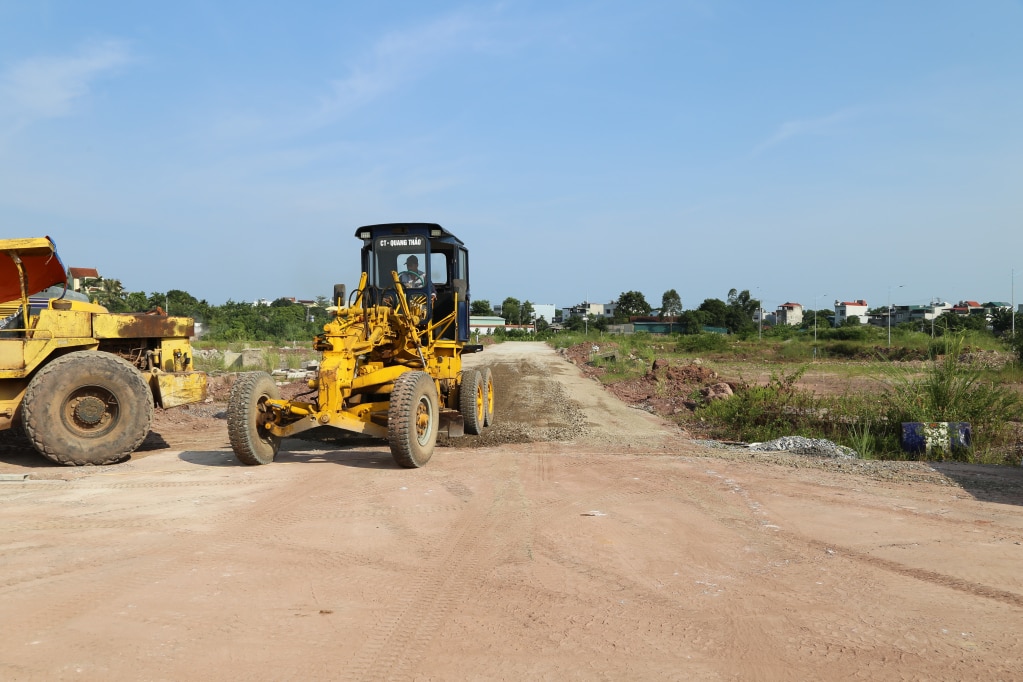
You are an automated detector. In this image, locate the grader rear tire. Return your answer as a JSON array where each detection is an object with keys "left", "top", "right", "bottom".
[
  {"left": 22, "top": 350, "right": 154, "bottom": 466},
  {"left": 460, "top": 369, "right": 484, "bottom": 435},
  {"left": 227, "top": 372, "right": 281, "bottom": 465},
  {"left": 482, "top": 367, "right": 495, "bottom": 427},
  {"left": 388, "top": 371, "right": 438, "bottom": 468}
]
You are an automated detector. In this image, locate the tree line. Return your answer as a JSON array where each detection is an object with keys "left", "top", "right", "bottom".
[
  {"left": 478, "top": 287, "right": 1023, "bottom": 347},
  {"left": 473, "top": 288, "right": 762, "bottom": 335},
  {"left": 85, "top": 276, "right": 1023, "bottom": 353},
  {"left": 83, "top": 278, "right": 330, "bottom": 342}
]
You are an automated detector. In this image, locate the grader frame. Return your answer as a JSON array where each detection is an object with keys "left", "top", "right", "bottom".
[{"left": 227, "top": 223, "right": 493, "bottom": 468}]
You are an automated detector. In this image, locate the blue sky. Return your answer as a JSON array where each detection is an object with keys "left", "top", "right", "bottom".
[{"left": 1, "top": 1, "right": 1021, "bottom": 315}]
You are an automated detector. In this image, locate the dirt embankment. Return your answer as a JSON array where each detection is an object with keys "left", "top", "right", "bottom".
[{"left": 1, "top": 341, "right": 1022, "bottom": 680}]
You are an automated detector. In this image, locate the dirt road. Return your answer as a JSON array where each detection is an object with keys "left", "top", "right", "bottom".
[{"left": 2, "top": 341, "right": 1022, "bottom": 680}]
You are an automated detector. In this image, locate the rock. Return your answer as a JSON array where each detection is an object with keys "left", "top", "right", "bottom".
[
  {"left": 700, "top": 382, "right": 733, "bottom": 401},
  {"left": 651, "top": 358, "right": 670, "bottom": 372}
]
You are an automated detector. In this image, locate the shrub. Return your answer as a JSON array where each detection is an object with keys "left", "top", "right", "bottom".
[
  {"left": 695, "top": 366, "right": 829, "bottom": 443},
  {"left": 674, "top": 333, "right": 729, "bottom": 354},
  {"left": 878, "top": 334, "right": 1022, "bottom": 461}
]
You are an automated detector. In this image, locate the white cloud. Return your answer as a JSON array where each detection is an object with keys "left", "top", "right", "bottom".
[
  {"left": 752, "top": 108, "right": 861, "bottom": 156},
  {"left": 315, "top": 13, "right": 481, "bottom": 121},
  {"left": 0, "top": 40, "right": 131, "bottom": 121}
]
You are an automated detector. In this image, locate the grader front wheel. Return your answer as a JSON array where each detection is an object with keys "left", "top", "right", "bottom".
[
  {"left": 482, "top": 367, "right": 495, "bottom": 427},
  {"left": 460, "top": 369, "right": 485, "bottom": 435},
  {"left": 388, "top": 371, "right": 438, "bottom": 468},
  {"left": 227, "top": 372, "right": 281, "bottom": 465}
]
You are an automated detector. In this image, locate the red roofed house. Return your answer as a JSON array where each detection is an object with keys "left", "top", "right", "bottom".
[
  {"left": 834, "top": 299, "right": 868, "bottom": 325},
  {"left": 68, "top": 267, "right": 100, "bottom": 294},
  {"left": 951, "top": 300, "right": 983, "bottom": 316}
]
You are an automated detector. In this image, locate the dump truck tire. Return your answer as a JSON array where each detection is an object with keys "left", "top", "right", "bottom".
[
  {"left": 388, "top": 371, "right": 438, "bottom": 468},
  {"left": 22, "top": 350, "right": 154, "bottom": 466},
  {"left": 460, "top": 368, "right": 484, "bottom": 436},
  {"left": 482, "top": 366, "right": 495, "bottom": 427},
  {"left": 227, "top": 372, "right": 281, "bottom": 465}
]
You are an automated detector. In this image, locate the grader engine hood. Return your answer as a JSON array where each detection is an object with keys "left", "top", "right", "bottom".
[{"left": 0, "top": 237, "right": 69, "bottom": 303}]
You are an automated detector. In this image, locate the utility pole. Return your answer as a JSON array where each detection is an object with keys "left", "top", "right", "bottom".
[
  {"left": 887, "top": 285, "right": 903, "bottom": 347},
  {"left": 814, "top": 293, "right": 826, "bottom": 343}
]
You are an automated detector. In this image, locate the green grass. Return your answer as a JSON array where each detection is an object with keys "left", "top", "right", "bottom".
[{"left": 190, "top": 340, "right": 318, "bottom": 374}]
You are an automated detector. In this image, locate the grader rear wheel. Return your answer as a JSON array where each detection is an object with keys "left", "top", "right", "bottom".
[
  {"left": 460, "top": 369, "right": 484, "bottom": 435},
  {"left": 388, "top": 371, "right": 438, "bottom": 468},
  {"left": 227, "top": 372, "right": 281, "bottom": 465},
  {"left": 482, "top": 367, "right": 495, "bottom": 427},
  {"left": 21, "top": 350, "right": 154, "bottom": 466}
]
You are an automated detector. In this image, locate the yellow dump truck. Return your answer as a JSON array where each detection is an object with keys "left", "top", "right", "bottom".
[{"left": 0, "top": 237, "right": 207, "bottom": 465}]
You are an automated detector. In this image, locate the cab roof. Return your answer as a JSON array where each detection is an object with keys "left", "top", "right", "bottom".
[{"left": 353, "top": 223, "right": 464, "bottom": 247}]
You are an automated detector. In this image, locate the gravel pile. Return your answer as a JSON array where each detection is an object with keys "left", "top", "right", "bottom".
[{"left": 749, "top": 436, "right": 858, "bottom": 459}]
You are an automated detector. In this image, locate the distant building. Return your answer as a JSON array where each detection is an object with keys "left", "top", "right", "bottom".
[
  {"left": 561, "top": 301, "right": 614, "bottom": 320},
  {"left": 68, "top": 267, "right": 99, "bottom": 294},
  {"left": 469, "top": 315, "right": 508, "bottom": 335},
  {"left": 868, "top": 300, "right": 952, "bottom": 328},
  {"left": 776, "top": 302, "right": 803, "bottom": 326},
  {"left": 834, "top": 299, "right": 868, "bottom": 325},
  {"left": 951, "top": 300, "right": 985, "bottom": 317}
]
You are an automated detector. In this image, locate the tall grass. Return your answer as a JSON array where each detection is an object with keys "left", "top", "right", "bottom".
[
  {"left": 876, "top": 334, "right": 1021, "bottom": 462},
  {"left": 692, "top": 334, "right": 1022, "bottom": 463}
]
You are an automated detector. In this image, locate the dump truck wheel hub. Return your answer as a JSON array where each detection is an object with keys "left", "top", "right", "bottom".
[{"left": 73, "top": 395, "right": 108, "bottom": 426}]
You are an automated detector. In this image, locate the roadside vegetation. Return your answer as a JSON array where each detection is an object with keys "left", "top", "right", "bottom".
[{"left": 542, "top": 324, "right": 1023, "bottom": 466}]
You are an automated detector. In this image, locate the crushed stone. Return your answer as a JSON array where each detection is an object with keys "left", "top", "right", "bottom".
[{"left": 749, "top": 436, "right": 858, "bottom": 459}]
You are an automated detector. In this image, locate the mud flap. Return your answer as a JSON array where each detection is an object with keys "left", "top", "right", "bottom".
[
  {"left": 150, "top": 371, "right": 208, "bottom": 408},
  {"left": 439, "top": 409, "right": 464, "bottom": 437}
]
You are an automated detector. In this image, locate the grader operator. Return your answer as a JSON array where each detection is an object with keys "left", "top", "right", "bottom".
[{"left": 227, "top": 223, "right": 494, "bottom": 468}]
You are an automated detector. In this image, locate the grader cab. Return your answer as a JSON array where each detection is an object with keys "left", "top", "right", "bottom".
[
  {"left": 227, "top": 223, "right": 494, "bottom": 468},
  {"left": 0, "top": 237, "right": 207, "bottom": 465}
]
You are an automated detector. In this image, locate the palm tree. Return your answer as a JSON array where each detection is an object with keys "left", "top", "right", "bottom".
[{"left": 93, "top": 278, "right": 126, "bottom": 310}]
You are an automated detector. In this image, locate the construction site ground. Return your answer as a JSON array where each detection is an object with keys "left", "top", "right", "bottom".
[{"left": 1, "top": 341, "right": 1022, "bottom": 680}]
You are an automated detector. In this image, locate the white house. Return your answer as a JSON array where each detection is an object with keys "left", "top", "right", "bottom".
[
  {"left": 834, "top": 299, "right": 869, "bottom": 325},
  {"left": 469, "top": 315, "right": 508, "bottom": 336}
]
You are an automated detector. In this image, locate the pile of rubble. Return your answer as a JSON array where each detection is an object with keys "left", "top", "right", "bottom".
[
  {"left": 560, "top": 343, "right": 736, "bottom": 416},
  {"left": 748, "top": 436, "right": 858, "bottom": 459}
]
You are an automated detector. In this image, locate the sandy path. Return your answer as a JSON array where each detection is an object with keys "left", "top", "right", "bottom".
[{"left": 0, "top": 341, "right": 1021, "bottom": 680}]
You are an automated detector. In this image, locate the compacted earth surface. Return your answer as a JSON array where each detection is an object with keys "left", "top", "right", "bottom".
[{"left": 1, "top": 341, "right": 1022, "bottom": 680}]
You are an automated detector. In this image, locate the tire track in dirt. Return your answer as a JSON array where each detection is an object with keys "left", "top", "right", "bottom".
[
  {"left": 337, "top": 454, "right": 529, "bottom": 681},
  {"left": 696, "top": 466, "right": 1023, "bottom": 610}
]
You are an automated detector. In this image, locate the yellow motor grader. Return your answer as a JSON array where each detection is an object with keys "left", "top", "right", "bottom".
[
  {"left": 227, "top": 223, "right": 493, "bottom": 468},
  {"left": 0, "top": 236, "right": 207, "bottom": 465}
]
